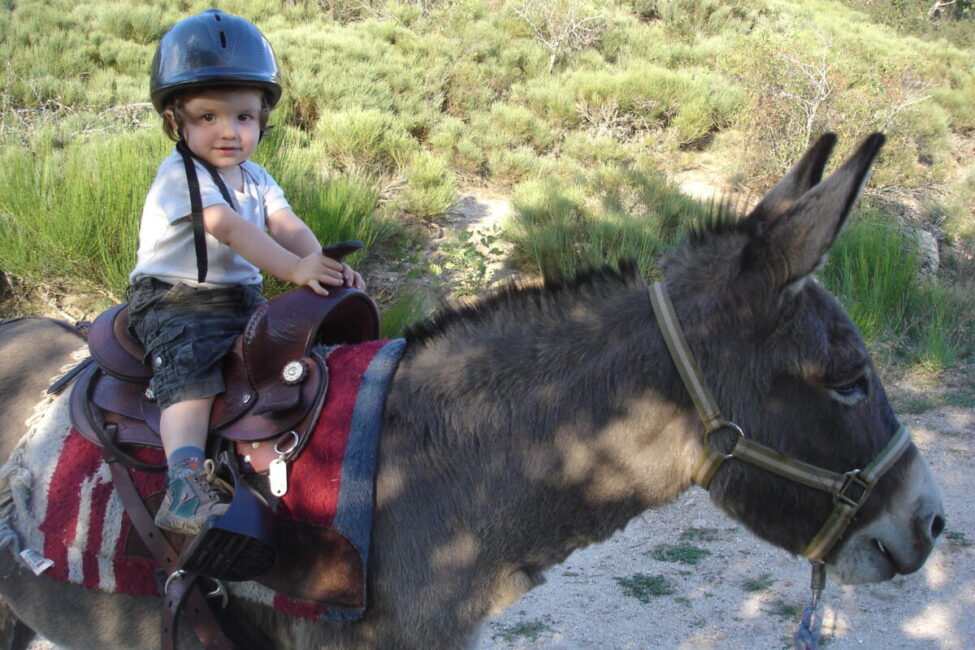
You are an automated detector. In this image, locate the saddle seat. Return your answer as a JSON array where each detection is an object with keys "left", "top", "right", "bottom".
[{"left": 74, "top": 286, "right": 380, "bottom": 472}]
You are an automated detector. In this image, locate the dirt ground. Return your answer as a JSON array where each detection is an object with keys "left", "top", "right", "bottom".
[{"left": 474, "top": 364, "right": 975, "bottom": 650}]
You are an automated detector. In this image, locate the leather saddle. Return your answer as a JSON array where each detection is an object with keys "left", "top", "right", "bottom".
[
  {"left": 62, "top": 282, "right": 381, "bottom": 648},
  {"left": 72, "top": 285, "right": 380, "bottom": 473}
]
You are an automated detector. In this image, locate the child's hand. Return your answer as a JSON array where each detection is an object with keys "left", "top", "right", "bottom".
[
  {"left": 341, "top": 263, "right": 366, "bottom": 291},
  {"left": 291, "top": 253, "right": 346, "bottom": 296}
]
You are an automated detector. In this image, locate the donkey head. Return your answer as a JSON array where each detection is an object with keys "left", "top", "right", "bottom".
[{"left": 661, "top": 134, "right": 944, "bottom": 584}]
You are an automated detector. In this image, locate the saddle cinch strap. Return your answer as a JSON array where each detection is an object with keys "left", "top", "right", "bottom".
[{"left": 72, "top": 284, "right": 380, "bottom": 473}]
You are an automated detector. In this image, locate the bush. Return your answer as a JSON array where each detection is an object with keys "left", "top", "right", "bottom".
[
  {"left": 0, "top": 128, "right": 166, "bottom": 296},
  {"left": 506, "top": 161, "right": 707, "bottom": 278},
  {"left": 818, "top": 215, "right": 921, "bottom": 346},
  {"left": 393, "top": 150, "right": 458, "bottom": 219},
  {"left": 818, "top": 212, "right": 974, "bottom": 366},
  {"left": 317, "top": 109, "right": 419, "bottom": 176}
]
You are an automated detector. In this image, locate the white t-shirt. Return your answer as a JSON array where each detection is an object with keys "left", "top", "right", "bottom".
[{"left": 129, "top": 149, "right": 291, "bottom": 287}]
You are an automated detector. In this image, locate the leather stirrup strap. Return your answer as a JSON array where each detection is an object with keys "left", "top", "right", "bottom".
[{"left": 103, "top": 449, "right": 235, "bottom": 650}]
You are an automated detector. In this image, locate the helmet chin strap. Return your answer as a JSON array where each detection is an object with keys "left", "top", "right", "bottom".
[{"left": 175, "top": 137, "right": 238, "bottom": 284}]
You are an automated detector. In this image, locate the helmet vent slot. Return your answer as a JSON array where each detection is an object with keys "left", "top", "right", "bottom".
[{"left": 219, "top": 31, "right": 227, "bottom": 48}]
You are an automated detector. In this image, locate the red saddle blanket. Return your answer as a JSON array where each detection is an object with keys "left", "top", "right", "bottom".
[{"left": 3, "top": 338, "right": 405, "bottom": 622}]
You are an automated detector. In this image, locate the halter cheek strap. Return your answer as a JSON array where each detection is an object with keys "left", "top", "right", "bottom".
[
  {"left": 647, "top": 281, "right": 912, "bottom": 562},
  {"left": 176, "top": 141, "right": 238, "bottom": 284}
]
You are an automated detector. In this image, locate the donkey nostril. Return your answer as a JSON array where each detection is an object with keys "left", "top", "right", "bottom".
[{"left": 931, "top": 515, "right": 945, "bottom": 540}]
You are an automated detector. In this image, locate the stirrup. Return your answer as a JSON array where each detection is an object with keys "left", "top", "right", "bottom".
[{"left": 179, "top": 452, "right": 276, "bottom": 581}]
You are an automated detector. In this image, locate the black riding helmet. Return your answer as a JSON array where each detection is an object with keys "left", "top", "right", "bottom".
[{"left": 149, "top": 9, "right": 282, "bottom": 114}]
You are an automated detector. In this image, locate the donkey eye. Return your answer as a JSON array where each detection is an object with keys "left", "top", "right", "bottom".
[{"left": 827, "top": 374, "right": 869, "bottom": 403}]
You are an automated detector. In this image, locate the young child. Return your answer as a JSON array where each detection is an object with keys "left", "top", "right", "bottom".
[{"left": 128, "top": 9, "right": 364, "bottom": 536}]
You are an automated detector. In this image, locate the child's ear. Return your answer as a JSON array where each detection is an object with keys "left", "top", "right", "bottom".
[{"left": 163, "top": 108, "right": 179, "bottom": 134}]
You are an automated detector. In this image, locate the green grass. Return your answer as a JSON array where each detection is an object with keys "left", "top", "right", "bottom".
[
  {"left": 506, "top": 163, "right": 709, "bottom": 279},
  {"left": 896, "top": 392, "right": 940, "bottom": 415},
  {"left": 768, "top": 599, "right": 801, "bottom": 621},
  {"left": 0, "top": 127, "right": 166, "bottom": 298},
  {"left": 818, "top": 212, "right": 975, "bottom": 368},
  {"left": 817, "top": 214, "right": 921, "bottom": 346},
  {"left": 945, "top": 530, "right": 972, "bottom": 547},
  {"left": 650, "top": 541, "right": 712, "bottom": 565},
  {"left": 0, "top": 124, "right": 397, "bottom": 300},
  {"left": 680, "top": 527, "right": 721, "bottom": 543},
  {"left": 742, "top": 572, "right": 775, "bottom": 593},
  {"left": 378, "top": 288, "right": 433, "bottom": 339},
  {"left": 945, "top": 391, "right": 975, "bottom": 409},
  {"left": 615, "top": 573, "right": 675, "bottom": 602},
  {"left": 491, "top": 618, "right": 553, "bottom": 643}
]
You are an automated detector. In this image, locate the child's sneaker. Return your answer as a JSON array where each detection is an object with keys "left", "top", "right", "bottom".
[{"left": 155, "top": 459, "right": 230, "bottom": 535}]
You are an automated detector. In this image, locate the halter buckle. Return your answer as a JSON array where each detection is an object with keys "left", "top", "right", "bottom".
[
  {"left": 835, "top": 469, "right": 870, "bottom": 508},
  {"left": 705, "top": 420, "right": 744, "bottom": 458}
]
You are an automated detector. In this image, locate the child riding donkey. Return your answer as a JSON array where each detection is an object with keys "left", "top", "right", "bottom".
[{"left": 127, "top": 9, "right": 364, "bottom": 541}]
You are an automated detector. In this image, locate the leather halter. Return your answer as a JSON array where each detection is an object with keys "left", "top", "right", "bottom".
[{"left": 647, "top": 281, "right": 912, "bottom": 562}]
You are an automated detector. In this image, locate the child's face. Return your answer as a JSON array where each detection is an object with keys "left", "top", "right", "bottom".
[{"left": 167, "top": 88, "right": 264, "bottom": 172}]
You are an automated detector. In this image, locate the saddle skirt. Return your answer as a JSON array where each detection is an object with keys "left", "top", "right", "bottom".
[{"left": 0, "top": 338, "right": 407, "bottom": 622}]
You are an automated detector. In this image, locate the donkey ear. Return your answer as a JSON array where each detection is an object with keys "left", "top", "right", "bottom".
[
  {"left": 749, "top": 133, "right": 885, "bottom": 289},
  {"left": 743, "top": 133, "right": 837, "bottom": 229}
]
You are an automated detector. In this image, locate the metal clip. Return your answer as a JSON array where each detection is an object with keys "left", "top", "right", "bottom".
[
  {"left": 269, "top": 430, "right": 300, "bottom": 497},
  {"left": 835, "top": 469, "right": 870, "bottom": 508},
  {"left": 164, "top": 569, "right": 188, "bottom": 594},
  {"left": 203, "top": 577, "right": 229, "bottom": 609},
  {"left": 809, "top": 560, "right": 826, "bottom": 609}
]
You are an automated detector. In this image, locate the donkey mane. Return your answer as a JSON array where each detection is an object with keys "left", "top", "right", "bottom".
[
  {"left": 687, "top": 197, "right": 751, "bottom": 245},
  {"left": 404, "top": 262, "right": 646, "bottom": 347}
]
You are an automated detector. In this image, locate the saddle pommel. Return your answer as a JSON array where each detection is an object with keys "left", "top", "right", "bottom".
[{"left": 242, "top": 286, "right": 379, "bottom": 387}]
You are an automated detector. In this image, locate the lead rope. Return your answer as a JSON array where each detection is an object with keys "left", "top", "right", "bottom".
[{"left": 794, "top": 561, "right": 826, "bottom": 649}]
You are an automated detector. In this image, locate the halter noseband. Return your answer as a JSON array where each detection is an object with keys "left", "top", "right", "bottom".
[{"left": 648, "top": 281, "right": 912, "bottom": 562}]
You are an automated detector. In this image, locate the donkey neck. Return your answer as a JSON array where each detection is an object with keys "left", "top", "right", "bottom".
[{"left": 384, "top": 269, "right": 704, "bottom": 563}]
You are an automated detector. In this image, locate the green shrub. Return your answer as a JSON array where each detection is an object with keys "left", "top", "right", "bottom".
[
  {"left": 818, "top": 214, "right": 921, "bottom": 346},
  {"left": 0, "top": 128, "right": 165, "bottom": 296},
  {"left": 0, "top": 122, "right": 394, "bottom": 298},
  {"left": 506, "top": 162, "right": 706, "bottom": 278},
  {"left": 648, "top": 0, "right": 766, "bottom": 40},
  {"left": 911, "top": 283, "right": 974, "bottom": 370},
  {"left": 393, "top": 150, "right": 458, "bottom": 219},
  {"left": 561, "top": 131, "right": 629, "bottom": 165},
  {"left": 818, "top": 212, "right": 974, "bottom": 366},
  {"left": 317, "top": 109, "right": 419, "bottom": 176}
]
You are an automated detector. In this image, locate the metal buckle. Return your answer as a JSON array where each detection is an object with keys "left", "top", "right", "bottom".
[
  {"left": 164, "top": 569, "right": 187, "bottom": 594},
  {"left": 273, "top": 430, "right": 300, "bottom": 457},
  {"left": 705, "top": 420, "right": 744, "bottom": 458},
  {"left": 202, "top": 577, "right": 229, "bottom": 609},
  {"left": 835, "top": 469, "right": 870, "bottom": 508}
]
